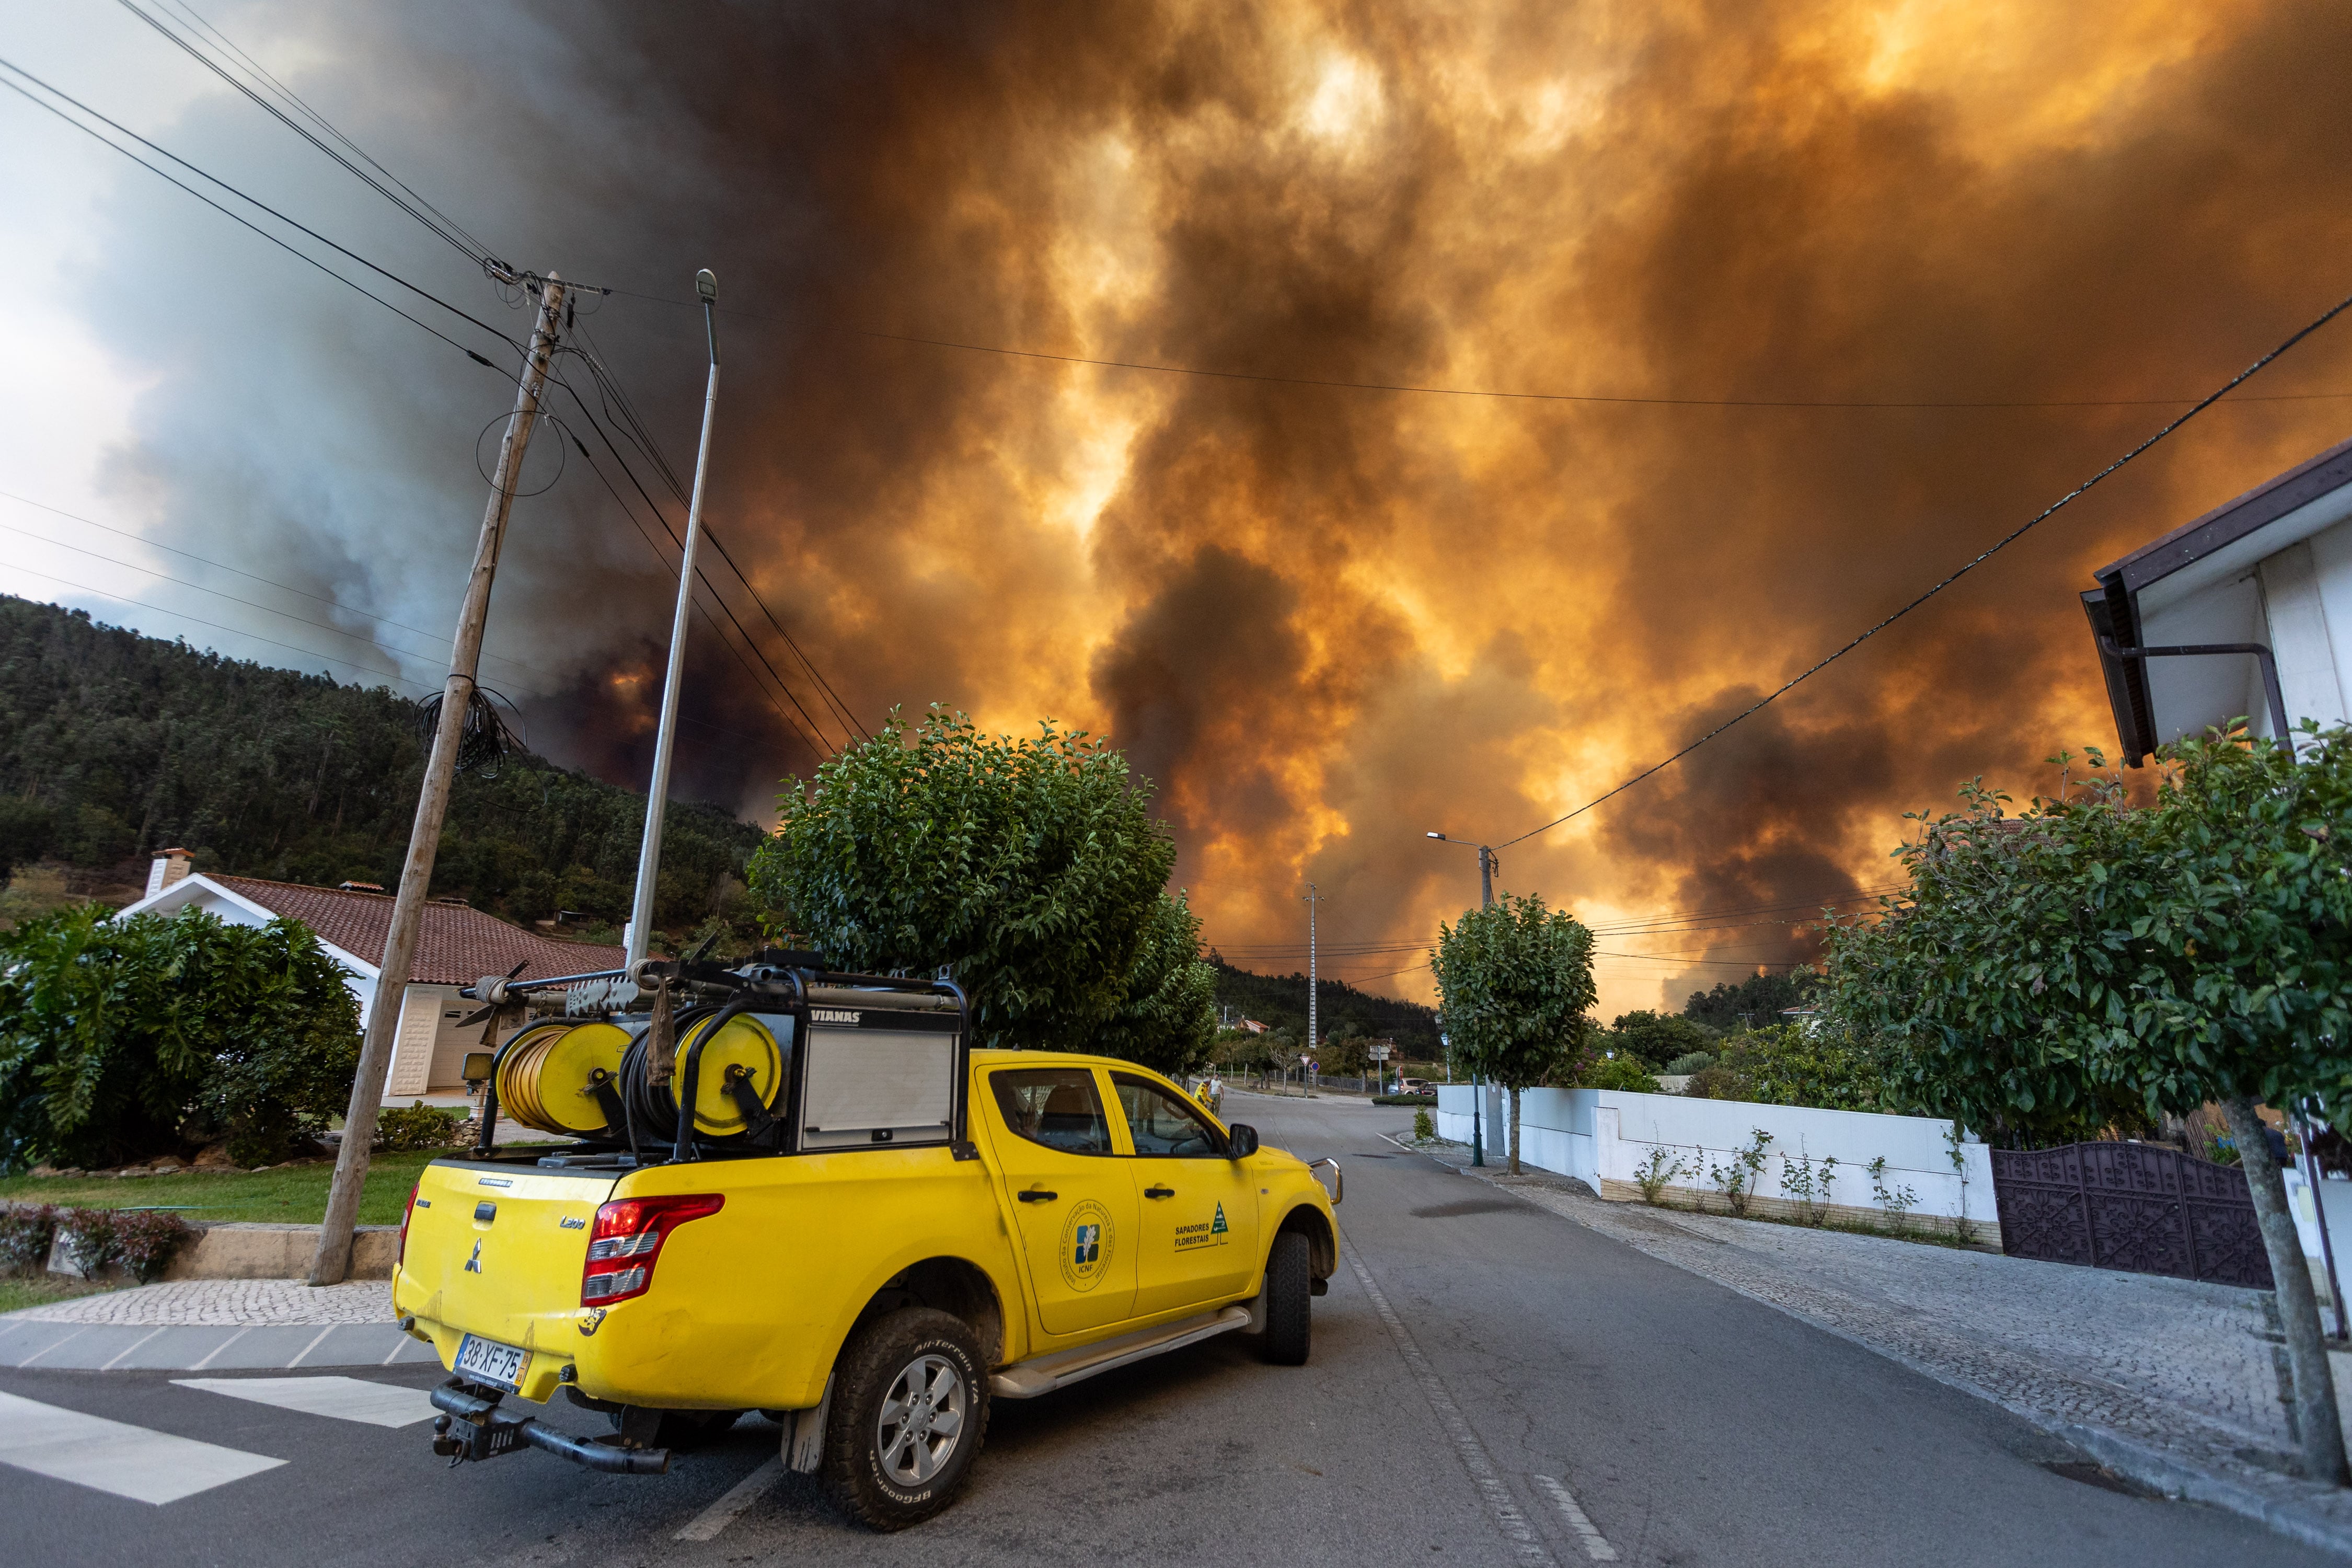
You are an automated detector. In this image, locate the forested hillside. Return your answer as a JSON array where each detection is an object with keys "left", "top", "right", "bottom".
[
  {"left": 0, "top": 597, "right": 766, "bottom": 938},
  {"left": 1207, "top": 956, "right": 1440, "bottom": 1055}
]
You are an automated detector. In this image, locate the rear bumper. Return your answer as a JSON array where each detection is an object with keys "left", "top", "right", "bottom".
[{"left": 429, "top": 1380, "right": 671, "bottom": 1475}]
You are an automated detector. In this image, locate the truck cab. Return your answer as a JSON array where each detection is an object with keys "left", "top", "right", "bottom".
[{"left": 396, "top": 962, "right": 1339, "bottom": 1530}]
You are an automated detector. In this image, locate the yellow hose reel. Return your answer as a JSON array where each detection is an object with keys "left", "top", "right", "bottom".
[
  {"left": 494, "top": 1020, "right": 634, "bottom": 1138},
  {"left": 495, "top": 1013, "right": 786, "bottom": 1142},
  {"left": 671, "top": 1012, "right": 786, "bottom": 1137}
]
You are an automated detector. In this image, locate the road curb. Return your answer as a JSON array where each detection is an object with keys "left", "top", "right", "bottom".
[{"left": 1423, "top": 1140, "right": 2352, "bottom": 1561}]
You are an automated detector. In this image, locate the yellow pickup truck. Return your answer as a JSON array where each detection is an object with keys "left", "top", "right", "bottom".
[{"left": 395, "top": 962, "right": 1340, "bottom": 1530}]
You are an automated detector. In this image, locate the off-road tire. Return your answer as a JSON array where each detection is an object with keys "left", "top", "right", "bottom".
[
  {"left": 1262, "top": 1229, "right": 1313, "bottom": 1365},
  {"left": 821, "top": 1307, "right": 990, "bottom": 1531}
]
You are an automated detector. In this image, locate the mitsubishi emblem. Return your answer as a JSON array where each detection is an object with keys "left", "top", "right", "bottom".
[{"left": 464, "top": 1239, "right": 483, "bottom": 1274}]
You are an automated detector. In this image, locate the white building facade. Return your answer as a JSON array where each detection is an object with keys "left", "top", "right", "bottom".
[{"left": 118, "top": 852, "right": 622, "bottom": 1101}]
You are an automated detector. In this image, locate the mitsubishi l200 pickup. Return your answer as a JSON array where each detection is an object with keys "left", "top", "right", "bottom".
[{"left": 394, "top": 961, "right": 1341, "bottom": 1530}]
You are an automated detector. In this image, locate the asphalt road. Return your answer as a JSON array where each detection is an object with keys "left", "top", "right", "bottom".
[{"left": 0, "top": 1091, "right": 2332, "bottom": 1566}]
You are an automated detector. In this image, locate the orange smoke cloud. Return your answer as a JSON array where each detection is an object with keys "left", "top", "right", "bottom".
[{"left": 140, "top": 1, "right": 2352, "bottom": 1014}]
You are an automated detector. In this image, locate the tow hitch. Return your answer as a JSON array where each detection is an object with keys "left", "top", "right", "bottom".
[{"left": 430, "top": 1378, "right": 671, "bottom": 1475}]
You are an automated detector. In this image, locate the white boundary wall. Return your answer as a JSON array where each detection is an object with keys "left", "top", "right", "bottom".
[
  {"left": 1437, "top": 1085, "right": 2352, "bottom": 1274},
  {"left": 1436, "top": 1085, "right": 1993, "bottom": 1234}
]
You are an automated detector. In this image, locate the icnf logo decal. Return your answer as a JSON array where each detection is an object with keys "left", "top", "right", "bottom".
[{"left": 1058, "top": 1199, "right": 1115, "bottom": 1292}]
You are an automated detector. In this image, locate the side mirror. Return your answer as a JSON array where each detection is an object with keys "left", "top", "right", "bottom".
[
  {"left": 462, "top": 1051, "right": 494, "bottom": 1086},
  {"left": 1225, "top": 1123, "right": 1260, "bottom": 1159}
]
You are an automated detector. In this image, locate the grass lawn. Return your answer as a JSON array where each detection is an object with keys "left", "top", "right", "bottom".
[
  {"left": 0, "top": 1150, "right": 479, "bottom": 1227},
  {"left": 0, "top": 1274, "right": 114, "bottom": 1315}
]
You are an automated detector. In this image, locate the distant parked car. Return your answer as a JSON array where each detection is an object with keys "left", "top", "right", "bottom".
[{"left": 1399, "top": 1077, "right": 1428, "bottom": 1093}]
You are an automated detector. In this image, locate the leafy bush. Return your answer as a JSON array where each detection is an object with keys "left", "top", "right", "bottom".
[
  {"left": 1578, "top": 1053, "right": 1663, "bottom": 1092},
  {"left": 748, "top": 708, "right": 1184, "bottom": 1053},
  {"left": 0, "top": 903, "right": 361, "bottom": 1172},
  {"left": 376, "top": 1102, "right": 462, "bottom": 1152},
  {"left": 55, "top": 1206, "right": 119, "bottom": 1275},
  {"left": 1412, "top": 1108, "right": 1435, "bottom": 1140},
  {"left": 0, "top": 1203, "right": 59, "bottom": 1272},
  {"left": 1735, "top": 1023, "right": 1888, "bottom": 1112},
  {"left": 1664, "top": 1051, "right": 1715, "bottom": 1077},
  {"left": 112, "top": 1209, "right": 193, "bottom": 1283},
  {"left": 1605, "top": 1010, "right": 1717, "bottom": 1069},
  {"left": 1682, "top": 1065, "right": 1756, "bottom": 1101}
]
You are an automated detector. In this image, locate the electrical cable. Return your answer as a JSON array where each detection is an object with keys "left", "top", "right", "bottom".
[
  {"left": 1495, "top": 284, "right": 2352, "bottom": 851},
  {"left": 112, "top": 0, "right": 498, "bottom": 272},
  {"left": 551, "top": 371, "right": 846, "bottom": 755},
  {"left": 154, "top": 0, "right": 500, "bottom": 266},
  {"left": 567, "top": 327, "right": 870, "bottom": 742},
  {"left": 602, "top": 284, "right": 2352, "bottom": 413},
  {"left": 0, "top": 517, "right": 552, "bottom": 696},
  {"left": 0, "top": 491, "right": 561, "bottom": 687},
  {"left": 0, "top": 59, "right": 522, "bottom": 363},
  {"left": 562, "top": 421, "right": 833, "bottom": 762},
  {"left": 1, "top": 564, "right": 432, "bottom": 691}
]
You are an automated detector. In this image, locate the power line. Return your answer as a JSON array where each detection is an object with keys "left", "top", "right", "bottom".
[
  {"left": 562, "top": 420, "right": 834, "bottom": 762},
  {"left": 3, "top": 566, "right": 431, "bottom": 691},
  {"left": 0, "top": 519, "right": 533, "bottom": 692},
  {"left": 551, "top": 376, "right": 844, "bottom": 757},
  {"left": 112, "top": 0, "right": 499, "bottom": 272},
  {"left": 605, "top": 283, "right": 2352, "bottom": 412},
  {"left": 565, "top": 332, "right": 869, "bottom": 743},
  {"left": 0, "top": 57, "right": 521, "bottom": 363},
  {"left": 1495, "top": 284, "right": 2352, "bottom": 852},
  {"left": 0, "top": 491, "right": 560, "bottom": 687}
]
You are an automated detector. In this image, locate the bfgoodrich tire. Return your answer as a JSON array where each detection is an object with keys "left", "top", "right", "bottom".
[
  {"left": 1262, "top": 1229, "right": 1312, "bottom": 1366},
  {"left": 822, "top": 1307, "right": 990, "bottom": 1531}
]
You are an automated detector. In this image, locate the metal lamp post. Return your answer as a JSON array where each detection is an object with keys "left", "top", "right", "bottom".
[
  {"left": 626, "top": 269, "right": 722, "bottom": 969},
  {"left": 1426, "top": 830, "right": 1496, "bottom": 1166}
]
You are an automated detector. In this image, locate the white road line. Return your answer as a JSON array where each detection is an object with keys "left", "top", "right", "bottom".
[
  {"left": 99, "top": 1328, "right": 166, "bottom": 1372},
  {"left": 0, "top": 1389, "right": 284, "bottom": 1504},
  {"left": 1344, "top": 1252, "right": 1558, "bottom": 1567},
  {"left": 674, "top": 1455, "right": 786, "bottom": 1541},
  {"left": 17, "top": 1325, "right": 87, "bottom": 1368},
  {"left": 283, "top": 1327, "right": 336, "bottom": 1368},
  {"left": 173, "top": 1376, "right": 437, "bottom": 1428},
  {"left": 1532, "top": 1474, "right": 1619, "bottom": 1562},
  {"left": 189, "top": 1328, "right": 249, "bottom": 1371}
]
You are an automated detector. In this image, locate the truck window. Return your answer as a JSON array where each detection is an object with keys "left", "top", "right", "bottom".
[
  {"left": 990, "top": 1068, "right": 1113, "bottom": 1155},
  {"left": 1110, "top": 1074, "right": 1227, "bottom": 1158}
]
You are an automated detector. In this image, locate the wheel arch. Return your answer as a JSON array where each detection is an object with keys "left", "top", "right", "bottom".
[
  {"left": 851, "top": 1254, "right": 1008, "bottom": 1367},
  {"left": 1274, "top": 1202, "right": 1335, "bottom": 1281}
]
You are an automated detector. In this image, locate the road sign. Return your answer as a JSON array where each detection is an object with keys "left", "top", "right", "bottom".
[{"left": 1369, "top": 1044, "right": 1392, "bottom": 1060}]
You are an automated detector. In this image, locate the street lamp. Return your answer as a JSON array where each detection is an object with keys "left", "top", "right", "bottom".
[
  {"left": 626, "top": 269, "right": 723, "bottom": 967},
  {"left": 1425, "top": 829, "right": 1497, "bottom": 1166}
]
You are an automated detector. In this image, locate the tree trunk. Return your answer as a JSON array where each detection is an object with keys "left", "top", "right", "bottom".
[
  {"left": 1508, "top": 1087, "right": 1522, "bottom": 1176},
  {"left": 2224, "top": 1095, "right": 2348, "bottom": 1484}
]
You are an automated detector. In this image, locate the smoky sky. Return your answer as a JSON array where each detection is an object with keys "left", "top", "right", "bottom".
[{"left": 45, "top": 0, "right": 2352, "bottom": 1013}]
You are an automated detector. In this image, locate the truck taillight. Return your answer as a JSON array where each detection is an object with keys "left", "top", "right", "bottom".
[
  {"left": 396, "top": 1183, "right": 420, "bottom": 1272},
  {"left": 581, "top": 1194, "right": 724, "bottom": 1307}
]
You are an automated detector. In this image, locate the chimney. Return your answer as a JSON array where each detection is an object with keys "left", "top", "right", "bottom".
[{"left": 145, "top": 848, "right": 194, "bottom": 897}]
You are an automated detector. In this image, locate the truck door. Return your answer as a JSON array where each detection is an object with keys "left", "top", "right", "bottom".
[
  {"left": 986, "top": 1066, "right": 1139, "bottom": 1336},
  {"left": 1110, "top": 1073, "right": 1263, "bottom": 1317}
]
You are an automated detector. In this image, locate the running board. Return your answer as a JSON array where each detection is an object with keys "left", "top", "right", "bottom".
[{"left": 989, "top": 1305, "right": 1252, "bottom": 1400}]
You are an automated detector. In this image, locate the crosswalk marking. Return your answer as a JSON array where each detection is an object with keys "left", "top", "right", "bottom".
[
  {"left": 0, "top": 1389, "right": 284, "bottom": 1504},
  {"left": 173, "top": 1376, "right": 437, "bottom": 1428}
]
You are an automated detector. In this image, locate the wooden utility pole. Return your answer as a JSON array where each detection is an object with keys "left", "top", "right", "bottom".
[{"left": 308, "top": 273, "right": 568, "bottom": 1286}]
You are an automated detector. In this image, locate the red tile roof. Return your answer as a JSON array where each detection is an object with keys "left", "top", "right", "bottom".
[{"left": 212, "top": 876, "right": 627, "bottom": 986}]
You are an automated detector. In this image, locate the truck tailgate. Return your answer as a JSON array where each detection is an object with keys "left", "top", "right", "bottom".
[{"left": 397, "top": 1158, "right": 617, "bottom": 1381}]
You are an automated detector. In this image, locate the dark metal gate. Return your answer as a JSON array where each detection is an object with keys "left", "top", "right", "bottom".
[{"left": 1989, "top": 1142, "right": 2274, "bottom": 1288}]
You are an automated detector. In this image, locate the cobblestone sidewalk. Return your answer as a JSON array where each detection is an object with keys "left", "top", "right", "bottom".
[
  {"left": 1406, "top": 1137, "right": 2352, "bottom": 1558},
  {"left": 9, "top": 1279, "right": 393, "bottom": 1325}
]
